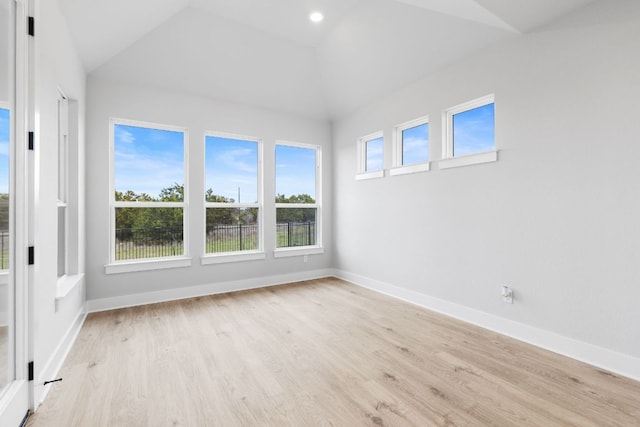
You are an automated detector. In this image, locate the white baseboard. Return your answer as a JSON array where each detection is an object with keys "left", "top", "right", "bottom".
[
  {"left": 335, "top": 270, "right": 640, "bottom": 382},
  {"left": 33, "top": 308, "right": 87, "bottom": 409},
  {"left": 86, "top": 268, "right": 335, "bottom": 313}
]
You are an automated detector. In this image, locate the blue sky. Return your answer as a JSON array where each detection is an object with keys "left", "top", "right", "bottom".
[
  {"left": 114, "top": 124, "right": 184, "bottom": 198},
  {"left": 402, "top": 123, "right": 429, "bottom": 165},
  {"left": 366, "top": 137, "right": 384, "bottom": 171},
  {"left": 205, "top": 136, "right": 258, "bottom": 203},
  {"left": 0, "top": 108, "right": 9, "bottom": 194},
  {"left": 453, "top": 103, "right": 495, "bottom": 156},
  {"left": 275, "top": 144, "right": 316, "bottom": 199}
]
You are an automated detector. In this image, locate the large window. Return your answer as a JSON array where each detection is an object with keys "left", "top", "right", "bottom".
[
  {"left": 275, "top": 142, "right": 321, "bottom": 252},
  {"left": 441, "top": 95, "right": 496, "bottom": 169},
  {"left": 110, "top": 119, "right": 187, "bottom": 265},
  {"left": 204, "top": 132, "right": 262, "bottom": 261},
  {"left": 391, "top": 116, "right": 429, "bottom": 176}
]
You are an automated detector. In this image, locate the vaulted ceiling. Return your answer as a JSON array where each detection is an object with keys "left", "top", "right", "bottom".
[{"left": 59, "top": 0, "right": 596, "bottom": 120}]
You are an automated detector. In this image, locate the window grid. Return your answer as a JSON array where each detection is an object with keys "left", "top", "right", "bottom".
[
  {"left": 109, "top": 118, "right": 188, "bottom": 263},
  {"left": 275, "top": 141, "right": 322, "bottom": 250},
  {"left": 204, "top": 132, "right": 263, "bottom": 256}
]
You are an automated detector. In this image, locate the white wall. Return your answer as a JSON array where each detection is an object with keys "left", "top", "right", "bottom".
[
  {"left": 85, "top": 77, "right": 333, "bottom": 305},
  {"left": 333, "top": 0, "right": 640, "bottom": 375},
  {"left": 31, "top": 0, "right": 86, "bottom": 406}
]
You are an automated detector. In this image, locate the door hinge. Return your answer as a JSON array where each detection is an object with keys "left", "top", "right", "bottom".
[
  {"left": 28, "top": 361, "right": 34, "bottom": 381},
  {"left": 28, "top": 246, "right": 34, "bottom": 265},
  {"left": 28, "top": 131, "right": 34, "bottom": 150},
  {"left": 28, "top": 16, "right": 34, "bottom": 37}
]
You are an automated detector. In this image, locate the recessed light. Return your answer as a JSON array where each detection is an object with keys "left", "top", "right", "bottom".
[{"left": 309, "top": 11, "right": 324, "bottom": 23}]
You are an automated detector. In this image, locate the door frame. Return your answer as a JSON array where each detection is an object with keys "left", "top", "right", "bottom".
[{"left": 0, "top": 0, "right": 32, "bottom": 423}]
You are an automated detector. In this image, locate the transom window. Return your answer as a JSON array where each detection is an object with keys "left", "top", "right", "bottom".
[
  {"left": 391, "top": 116, "right": 430, "bottom": 176},
  {"left": 275, "top": 142, "right": 321, "bottom": 249},
  {"left": 357, "top": 131, "right": 384, "bottom": 180},
  {"left": 204, "top": 132, "right": 262, "bottom": 255},
  {"left": 110, "top": 119, "right": 187, "bottom": 263},
  {"left": 444, "top": 95, "right": 495, "bottom": 158}
]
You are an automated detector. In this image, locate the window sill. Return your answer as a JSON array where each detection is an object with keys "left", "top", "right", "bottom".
[
  {"left": 355, "top": 170, "right": 384, "bottom": 181},
  {"left": 273, "top": 246, "right": 324, "bottom": 258},
  {"left": 389, "top": 162, "right": 430, "bottom": 176},
  {"left": 105, "top": 257, "right": 192, "bottom": 275},
  {"left": 56, "top": 273, "right": 84, "bottom": 300},
  {"left": 439, "top": 150, "right": 498, "bottom": 170},
  {"left": 201, "top": 251, "right": 266, "bottom": 265},
  {"left": 55, "top": 274, "right": 85, "bottom": 312}
]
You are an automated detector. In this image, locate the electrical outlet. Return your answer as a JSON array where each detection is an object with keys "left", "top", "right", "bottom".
[
  {"left": 303, "top": 255, "right": 308, "bottom": 263},
  {"left": 502, "top": 286, "right": 513, "bottom": 304}
]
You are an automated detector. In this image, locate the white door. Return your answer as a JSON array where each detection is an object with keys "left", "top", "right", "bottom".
[{"left": 0, "top": 0, "right": 31, "bottom": 424}]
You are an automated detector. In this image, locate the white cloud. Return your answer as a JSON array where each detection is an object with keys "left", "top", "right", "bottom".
[{"left": 115, "top": 128, "right": 135, "bottom": 144}]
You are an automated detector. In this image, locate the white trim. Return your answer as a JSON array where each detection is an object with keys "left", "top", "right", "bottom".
[
  {"left": 273, "top": 246, "right": 324, "bottom": 258},
  {"left": 105, "top": 257, "right": 192, "bottom": 275},
  {"left": 389, "top": 162, "right": 430, "bottom": 176},
  {"left": 87, "top": 269, "right": 335, "bottom": 313},
  {"left": 443, "top": 94, "right": 495, "bottom": 159},
  {"left": 33, "top": 308, "right": 86, "bottom": 409},
  {"left": 355, "top": 170, "right": 385, "bottom": 181},
  {"left": 201, "top": 251, "right": 265, "bottom": 265},
  {"left": 393, "top": 115, "right": 429, "bottom": 168},
  {"left": 334, "top": 269, "right": 640, "bottom": 381},
  {"left": 0, "top": 381, "right": 28, "bottom": 427},
  {"left": 55, "top": 273, "right": 84, "bottom": 303},
  {"left": 438, "top": 150, "right": 498, "bottom": 169}
]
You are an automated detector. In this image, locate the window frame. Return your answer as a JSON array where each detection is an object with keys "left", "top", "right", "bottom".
[
  {"left": 57, "top": 90, "right": 68, "bottom": 280},
  {"left": 390, "top": 115, "right": 430, "bottom": 176},
  {"left": 441, "top": 94, "right": 497, "bottom": 169},
  {"left": 274, "top": 140, "right": 323, "bottom": 258},
  {"left": 106, "top": 118, "right": 190, "bottom": 274},
  {"left": 356, "top": 131, "right": 384, "bottom": 180},
  {"left": 201, "top": 131, "right": 265, "bottom": 265}
]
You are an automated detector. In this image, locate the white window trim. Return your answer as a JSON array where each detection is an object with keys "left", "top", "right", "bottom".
[
  {"left": 390, "top": 115, "right": 430, "bottom": 176},
  {"left": 273, "top": 246, "right": 324, "bottom": 258},
  {"left": 438, "top": 150, "right": 498, "bottom": 170},
  {"left": 202, "top": 131, "right": 264, "bottom": 260},
  {"left": 201, "top": 251, "right": 266, "bottom": 265},
  {"left": 105, "top": 257, "right": 192, "bottom": 275},
  {"left": 108, "top": 118, "right": 189, "bottom": 266},
  {"left": 356, "top": 130, "right": 384, "bottom": 179},
  {"left": 443, "top": 94, "right": 496, "bottom": 161},
  {"left": 389, "top": 162, "right": 430, "bottom": 176},
  {"left": 274, "top": 140, "right": 322, "bottom": 254}
]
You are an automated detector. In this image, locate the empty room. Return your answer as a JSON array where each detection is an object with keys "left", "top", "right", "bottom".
[{"left": 1, "top": 0, "right": 639, "bottom": 425}]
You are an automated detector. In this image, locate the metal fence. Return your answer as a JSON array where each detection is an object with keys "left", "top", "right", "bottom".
[
  {"left": 0, "top": 230, "right": 8, "bottom": 270},
  {"left": 115, "top": 227, "right": 183, "bottom": 261},
  {"left": 115, "top": 222, "right": 317, "bottom": 260},
  {"left": 276, "top": 222, "right": 316, "bottom": 247},
  {"left": 206, "top": 223, "right": 258, "bottom": 253}
]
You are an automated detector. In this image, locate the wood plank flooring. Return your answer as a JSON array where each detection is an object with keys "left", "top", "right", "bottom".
[{"left": 27, "top": 278, "right": 640, "bottom": 426}]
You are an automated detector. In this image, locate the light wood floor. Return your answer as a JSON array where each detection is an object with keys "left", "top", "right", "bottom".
[{"left": 27, "top": 278, "right": 640, "bottom": 426}]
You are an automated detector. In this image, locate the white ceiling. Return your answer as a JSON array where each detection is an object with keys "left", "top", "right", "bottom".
[{"left": 59, "top": 0, "right": 596, "bottom": 120}]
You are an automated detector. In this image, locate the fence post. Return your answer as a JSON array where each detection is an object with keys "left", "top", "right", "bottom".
[
  {"left": 239, "top": 223, "right": 243, "bottom": 251},
  {"left": 288, "top": 222, "right": 292, "bottom": 247}
]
